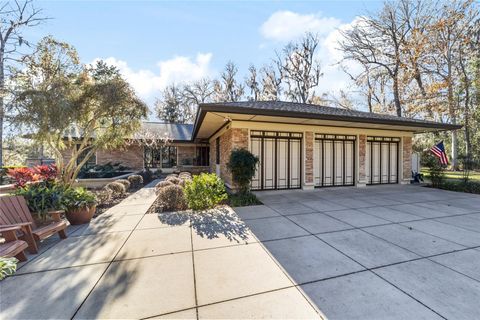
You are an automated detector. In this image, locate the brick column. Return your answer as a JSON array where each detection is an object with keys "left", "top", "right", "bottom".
[
  {"left": 357, "top": 134, "right": 367, "bottom": 187},
  {"left": 304, "top": 131, "right": 314, "bottom": 189},
  {"left": 402, "top": 136, "right": 412, "bottom": 183}
]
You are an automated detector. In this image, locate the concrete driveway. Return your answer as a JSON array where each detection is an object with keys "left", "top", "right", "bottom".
[{"left": 235, "top": 184, "right": 480, "bottom": 320}]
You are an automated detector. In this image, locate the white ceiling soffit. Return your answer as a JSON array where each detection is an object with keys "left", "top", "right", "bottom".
[{"left": 195, "top": 112, "right": 439, "bottom": 139}]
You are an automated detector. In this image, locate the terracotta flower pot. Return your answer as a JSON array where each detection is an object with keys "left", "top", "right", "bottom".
[{"left": 66, "top": 205, "right": 96, "bottom": 225}]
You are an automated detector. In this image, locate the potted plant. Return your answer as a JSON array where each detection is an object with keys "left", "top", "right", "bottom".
[
  {"left": 15, "top": 182, "right": 66, "bottom": 227},
  {"left": 63, "top": 187, "right": 97, "bottom": 225}
]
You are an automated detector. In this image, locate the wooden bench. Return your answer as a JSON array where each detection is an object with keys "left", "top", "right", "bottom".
[
  {"left": 0, "top": 196, "right": 67, "bottom": 254},
  {"left": 0, "top": 225, "right": 28, "bottom": 261}
]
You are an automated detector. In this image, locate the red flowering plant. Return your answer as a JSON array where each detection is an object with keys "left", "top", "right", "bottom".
[
  {"left": 7, "top": 164, "right": 58, "bottom": 188},
  {"left": 7, "top": 167, "right": 37, "bottom": 188}
]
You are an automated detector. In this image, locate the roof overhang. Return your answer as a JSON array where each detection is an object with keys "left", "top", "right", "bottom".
[{"left": 192, "top": 104, "right": 462, "bottom": 140}]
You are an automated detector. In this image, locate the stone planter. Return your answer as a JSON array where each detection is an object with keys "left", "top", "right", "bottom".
[{"left": 65, "top": 205, "right": 96, "bottom": 225}]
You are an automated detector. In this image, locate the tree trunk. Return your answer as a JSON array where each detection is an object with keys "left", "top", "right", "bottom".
[
  {"left": 447, "top": 61, "right": 458, "bottom": 170},
  {"left": 392, "top": 75, "right": 402, "bottom": 117}
]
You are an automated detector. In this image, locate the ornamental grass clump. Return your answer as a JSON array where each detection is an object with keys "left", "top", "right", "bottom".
[
  {"left": 127, "top": 174, "right": 143, "bottom": 189},
  {"left": 183, "top": 173, "right": 227, "bottom": 210},
  {"left": 96, "top": 187, "right": 113, "bottom": 204},
  {"left": 155, "top": 180, "right": 173, "bottom": 195},
  {"left": 165, "top": 176, "right": 182, "bottom": 185},
  {"left": 155, "top": 184, "right": 187, "bottom": 212},
  {"left": 115, "top": 179, "right": 131, "bottom": 191},
  {"left": 105, "top": 181, "right": 126, "bottom": 197}
]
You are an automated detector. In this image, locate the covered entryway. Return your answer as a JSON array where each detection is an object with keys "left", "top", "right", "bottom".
[
  {"left": 366, "top": 136, "right": 399, "bottom": 184},
  {"left": 250, "top": 131, "right": 302, "bottom": 190},
  {"left": 314, "top": 134, "right": 356, "bottom": 187}
]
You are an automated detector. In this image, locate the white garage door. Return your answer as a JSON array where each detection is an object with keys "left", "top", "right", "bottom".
[
  {"left": 314, "top": 134, "right": 356, "bottom": 187},
  {"left": 251, "top": 131, "right": 302, "bottom": 190},
  {"left": 366, "top": 136, "right": 399, "bottom": 184}
]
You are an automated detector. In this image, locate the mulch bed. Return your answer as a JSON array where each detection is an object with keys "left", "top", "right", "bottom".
[{"left": 92, "top": 186, "right": 142, "bottom": 216}]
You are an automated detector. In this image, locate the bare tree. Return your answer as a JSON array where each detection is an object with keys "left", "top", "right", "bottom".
[
  {"left": 260, "top": 65, "right": 282, "bottom": 101},
  {"left": 213, "top": 61, "right": 244, "bottom": 102},
  {"left": 276, "top": 33, "right": 323, "bottom": 104},
  {"left": 182, "top": 78, "right": 214, "bottom": 118},
  {"left": 340, "top": 1, "right": 411, "bottom": 117},
  {"left": 0, "top": 0, "right": 47, "bottom": 165},
  {"left": 245, "top": 65, "right": 260, "bottom": 101}
]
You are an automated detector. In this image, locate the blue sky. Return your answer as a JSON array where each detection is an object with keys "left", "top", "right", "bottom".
[{"left": 26, "top": 0, "right": 382, "bottom": 106}]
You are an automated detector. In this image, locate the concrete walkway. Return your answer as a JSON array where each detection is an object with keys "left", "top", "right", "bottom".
[
  {"left": 0, "top": 182, "right": 323, "bottom": 319},
  {"left": 241, "top": 184, "right": 480, "bottom": 320}
]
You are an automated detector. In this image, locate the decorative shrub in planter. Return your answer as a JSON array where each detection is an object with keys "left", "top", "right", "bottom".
[
  {"left": 155, "top": 180, "right": 173, "bottom": 195},
  {"left": 184, "top": 173, "right": 227, "bottom": 210},
  {"left": 63, "top": 187, "right": 97, "bottom": 225}
]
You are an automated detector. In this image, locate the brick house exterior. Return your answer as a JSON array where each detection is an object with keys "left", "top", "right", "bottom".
[{"left": 63, "top": 101, "right": 459, "bottom": 191}]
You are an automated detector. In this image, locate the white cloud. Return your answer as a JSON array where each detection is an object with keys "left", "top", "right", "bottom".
[
  {"left": 260, "top": 11, "right": 364, "bottom": 104},
  {"left": 260, "top": 11, "right": 342, "bottom": 42},
  {"left": 93, "top": 53, "right": 213, "bottom": 101}
]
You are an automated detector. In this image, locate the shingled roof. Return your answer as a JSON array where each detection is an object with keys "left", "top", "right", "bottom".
[
  {"left": 196, "top": 101, "right": 461, "bottom": 130},
  {"left": 141, "top": 122, "right": 193, "bottom": 141}
]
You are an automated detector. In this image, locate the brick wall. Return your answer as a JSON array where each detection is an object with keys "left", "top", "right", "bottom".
[
  {"left": 358, "top": 134, "right": 367, "bottom": 185},
  {"left": 402, "top": 136, "right": 412, "bottom": 181},
  {"left": 210, "top": 127, "right": 249, "bottom": 187},
  {"left": 60, "top": 144, "right": 144, "bottom": 171},
  {"left": 305, "top": 131, "right": 314, "bottom": 184},
  {"left": 97, "top": 145, "right": 144, "bottom": 170}
]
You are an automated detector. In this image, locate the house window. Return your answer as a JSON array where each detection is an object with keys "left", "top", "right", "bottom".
[
  {"left": 77, "top": 145, "right": 96, "bottom": 168},
  {"left": 216, "top": 138, "right": 220, "bottom": 164},
  {"left": 195, "top": 146, "right": 210, "bottom": 166},
  {"left": 144, "top": 146, "right": 177, "bottom": 168}
]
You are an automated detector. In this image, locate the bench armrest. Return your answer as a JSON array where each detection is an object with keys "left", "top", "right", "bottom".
[
  {"left": 0, "top": 226, "right": 21, "bottom": 242},
  {"left": 47, "top": 210, "right": 65, "bottom": 222}
]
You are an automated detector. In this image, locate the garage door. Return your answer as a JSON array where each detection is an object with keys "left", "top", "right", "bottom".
[
  {"left": 250, "top": 131, "right": 302, "bottom": 190},
  {"left": 366, "top": 136, "right": 399, "bottom": 184},
  {"left": 314, "top": 134, "right": 356, "bottom": 187}
]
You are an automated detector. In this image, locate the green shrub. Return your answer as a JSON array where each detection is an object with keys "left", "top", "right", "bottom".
[
  {"left": 15, "top": 182, "right": 67, "bottom": 220},
  {"left": 227, "top": 148, "right": 259, "bottom": 194},
  {"left": 421, "top": 152, "right": 445, "bottom": 188},
  {"left": 105, "top": 181, "right": 126, "bottom": 196},
  {"left": 115, "top": 179, "right": 131, "bottom": 191},
  {"left": 127, "top": 174, "right": 143, "bottom": 189},
  {"left": 439, "top": 180, "right": 480, "bottom": 194},
  {"left": 62, "top": 187, "right": 97, "bottom": 210},
  {"left": 228, "top": 192, "right": 262, "bottom": 207},
  {"left": 156, "top": 184, "right": 187, "bottom": 212},
  {"left": 183, "top": 173, "right": 227, "bottom": 210},
  {"left": 0, "top": 257, "right": 18, "bottom": 281}
]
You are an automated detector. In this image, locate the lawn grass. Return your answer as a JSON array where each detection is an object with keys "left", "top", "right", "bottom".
[{"left": 420, "top": 168, "right": 480, "bottom": 182}]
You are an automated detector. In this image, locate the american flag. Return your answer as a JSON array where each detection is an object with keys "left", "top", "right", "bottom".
[{"left": 430, "top": 141, "right": 449, "bottom": 165}]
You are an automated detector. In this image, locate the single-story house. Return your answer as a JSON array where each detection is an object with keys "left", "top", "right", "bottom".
[{"left": 63, "top": 101, "right": 460, "bottom": 191}]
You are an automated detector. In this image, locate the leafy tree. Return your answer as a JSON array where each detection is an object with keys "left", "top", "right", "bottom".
[
  {"left": 9, "top": 37, "right": 148, "bottom": 185},
  {"left": 0, "top": 0, "right": 47, "bottom": 166},
  {"left": 227, "top": 148, "right": 259, "bottom": 194},
  {"left": 155, "top": 84, "right": 193, "bottom": 123}
]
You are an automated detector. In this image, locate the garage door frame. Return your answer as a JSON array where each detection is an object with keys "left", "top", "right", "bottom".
[
  {"left": 366, "top": 136, "right": 400, "bottom": 185},
  {"left": 250, "top": 130, "right": 303, "bottom": 191},
  {"left": 314, "top": 134, "right": 356, "bottom": 188}
]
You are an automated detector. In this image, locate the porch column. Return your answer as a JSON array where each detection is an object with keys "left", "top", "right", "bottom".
[
  {"left": 303, "top": 131, "right": 314, "bottom": 190},
  {"left": 402, "top": 136, "right": 412, "bottom": 184},
  {"left": 357, "top": 134, "right": 367, "bottom": 187}
]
